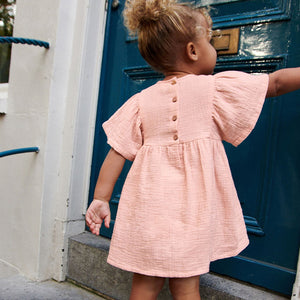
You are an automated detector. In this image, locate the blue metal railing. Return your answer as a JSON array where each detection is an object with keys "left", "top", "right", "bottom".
[
  {"left": 0, "top": 37, "right": 49, "bottom": 49},
  {"left": 0, "top": 36, "right": 46, "bottom": 158},
  {"left": 0, "top": 36, "right": 45, "bottom": 158},
  {"left": 0, "top": 147, "right": 39, "bottom": 158}
]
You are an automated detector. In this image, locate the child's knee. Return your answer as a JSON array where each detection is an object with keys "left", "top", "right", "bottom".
[
  {"left": 130, "top": 273, "right": 165, "bottom": 299},
  {"left": 169, "top": 276, "right": 200, "bottom": 299}
]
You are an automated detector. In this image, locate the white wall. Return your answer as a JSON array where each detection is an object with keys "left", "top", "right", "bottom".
[
  {"left": 0, "top": 0, "right": 107, "bottom": 281},
  {"left": 0, "top": 0, "right": 60, "bottom": 280}
]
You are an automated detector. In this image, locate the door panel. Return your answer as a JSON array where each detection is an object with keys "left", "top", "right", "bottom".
[
  {"left": 209, "top": 0, "right": 290, "bottom": 27},
  {"left": 89, "top": 0, "right": 300, "bottom": 295}
]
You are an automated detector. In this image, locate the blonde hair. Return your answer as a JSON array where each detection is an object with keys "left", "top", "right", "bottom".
[{"left": 123, "top": 0, "right": 211, "bottom": 73}]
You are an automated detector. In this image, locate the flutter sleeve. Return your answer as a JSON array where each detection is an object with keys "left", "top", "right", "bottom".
[
  {"left": 102, "top": 94, "right": 142, "bottom": 161},
  {"left": 213, "top": 71, "right": 269, "bottom": 146}
]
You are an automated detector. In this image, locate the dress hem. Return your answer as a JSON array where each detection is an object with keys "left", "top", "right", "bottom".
[{"left": 107, "top": 238, "right": 249, "bottom": 278}]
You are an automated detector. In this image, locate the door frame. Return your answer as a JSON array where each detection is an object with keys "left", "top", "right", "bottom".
[{"left": 69, "top": 0, "right": 108, "bottom": 218}]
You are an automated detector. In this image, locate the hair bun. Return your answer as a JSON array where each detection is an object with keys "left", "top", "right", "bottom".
[{"left": 123, "top": 0, "right": 177, "bottom": 35}]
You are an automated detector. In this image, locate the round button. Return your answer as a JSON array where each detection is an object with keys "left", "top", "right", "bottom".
[
  {"left": 172, "top": 97, "right": 177, "bottom": 103},
  {"left": 173, "top": 134, "right": 178, "bottom": 141},
  {"left": 172, "top": 115, "right": 177, "bottom": 121}
]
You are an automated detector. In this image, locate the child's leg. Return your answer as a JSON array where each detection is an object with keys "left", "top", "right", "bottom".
[
  {"left": 169, "top": 276, "right": 201, "bottom": 300},
  {"left": 130, "top": 273, "right": 165, "bottom": 300}
]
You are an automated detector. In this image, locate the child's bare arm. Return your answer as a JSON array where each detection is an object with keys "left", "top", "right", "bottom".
[
  {"left": 267, "top": 67, "right": 300, "bottom": 98},
  {"left": 93, "top": 148, "right": 126, "bottom": 202},
  {"left": 86, "top": 148, "right": 126, "bottom": 235}
]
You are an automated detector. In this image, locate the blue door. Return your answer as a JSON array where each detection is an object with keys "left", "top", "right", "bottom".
[{"left": 89, "top": 0, "right": 300, "bottom": 296}]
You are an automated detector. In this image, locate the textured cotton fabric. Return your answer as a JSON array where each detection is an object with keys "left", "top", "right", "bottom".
[{"left": 103, "top": 71, "right": 269, "bottom": 277}]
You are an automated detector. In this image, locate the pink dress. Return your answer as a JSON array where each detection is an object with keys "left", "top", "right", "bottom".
[{"left": 103, "top": 71, "right": 269, "bottom": 277}]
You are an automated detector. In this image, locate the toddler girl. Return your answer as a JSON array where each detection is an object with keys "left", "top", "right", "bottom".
[{"left": 86, "top": 0, "right": 300, "bottom": 299}]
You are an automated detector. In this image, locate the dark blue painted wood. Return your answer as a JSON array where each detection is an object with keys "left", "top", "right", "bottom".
[
  {"left": 89, "top": 0, "right": 300, "bottom": 296},
  {"left": 208, "top": 0, "right": 291, "bottom": 28}
]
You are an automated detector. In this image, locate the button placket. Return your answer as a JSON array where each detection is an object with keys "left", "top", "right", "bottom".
[{"left": 170, "top": 81, "right": 179, "bottom": 142}]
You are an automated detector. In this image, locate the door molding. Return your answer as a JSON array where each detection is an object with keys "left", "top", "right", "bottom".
[{"left": 200, "top": 0, "right": 291, "bottom": 28}]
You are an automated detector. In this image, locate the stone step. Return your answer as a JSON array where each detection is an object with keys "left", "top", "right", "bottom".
[{"left": 67, "top": 232, "right": 289, "bottom": 300}]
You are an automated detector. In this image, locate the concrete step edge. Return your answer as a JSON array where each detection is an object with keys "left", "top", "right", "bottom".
[{"left": 67, "top": 232, "right": 288, "bottom": 300}]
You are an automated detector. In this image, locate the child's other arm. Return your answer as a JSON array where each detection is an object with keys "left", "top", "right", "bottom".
[
  {"left": 93, "top": 148, "right": 126, "bottom": 202},
  {"left": 86, "top": 148, "right": 126, "bottom": 235},
  {"left": 267, "top": 67, "right": 300, "bottom": 98}
]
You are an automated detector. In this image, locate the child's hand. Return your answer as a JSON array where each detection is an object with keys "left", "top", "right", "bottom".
[{"left": 86, "top": 199, "right": 111, "bottom": 235}]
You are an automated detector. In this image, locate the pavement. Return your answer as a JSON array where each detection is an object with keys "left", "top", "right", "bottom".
[{"left": 0, "top": 261, "right": 108, "bottom": 300}]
